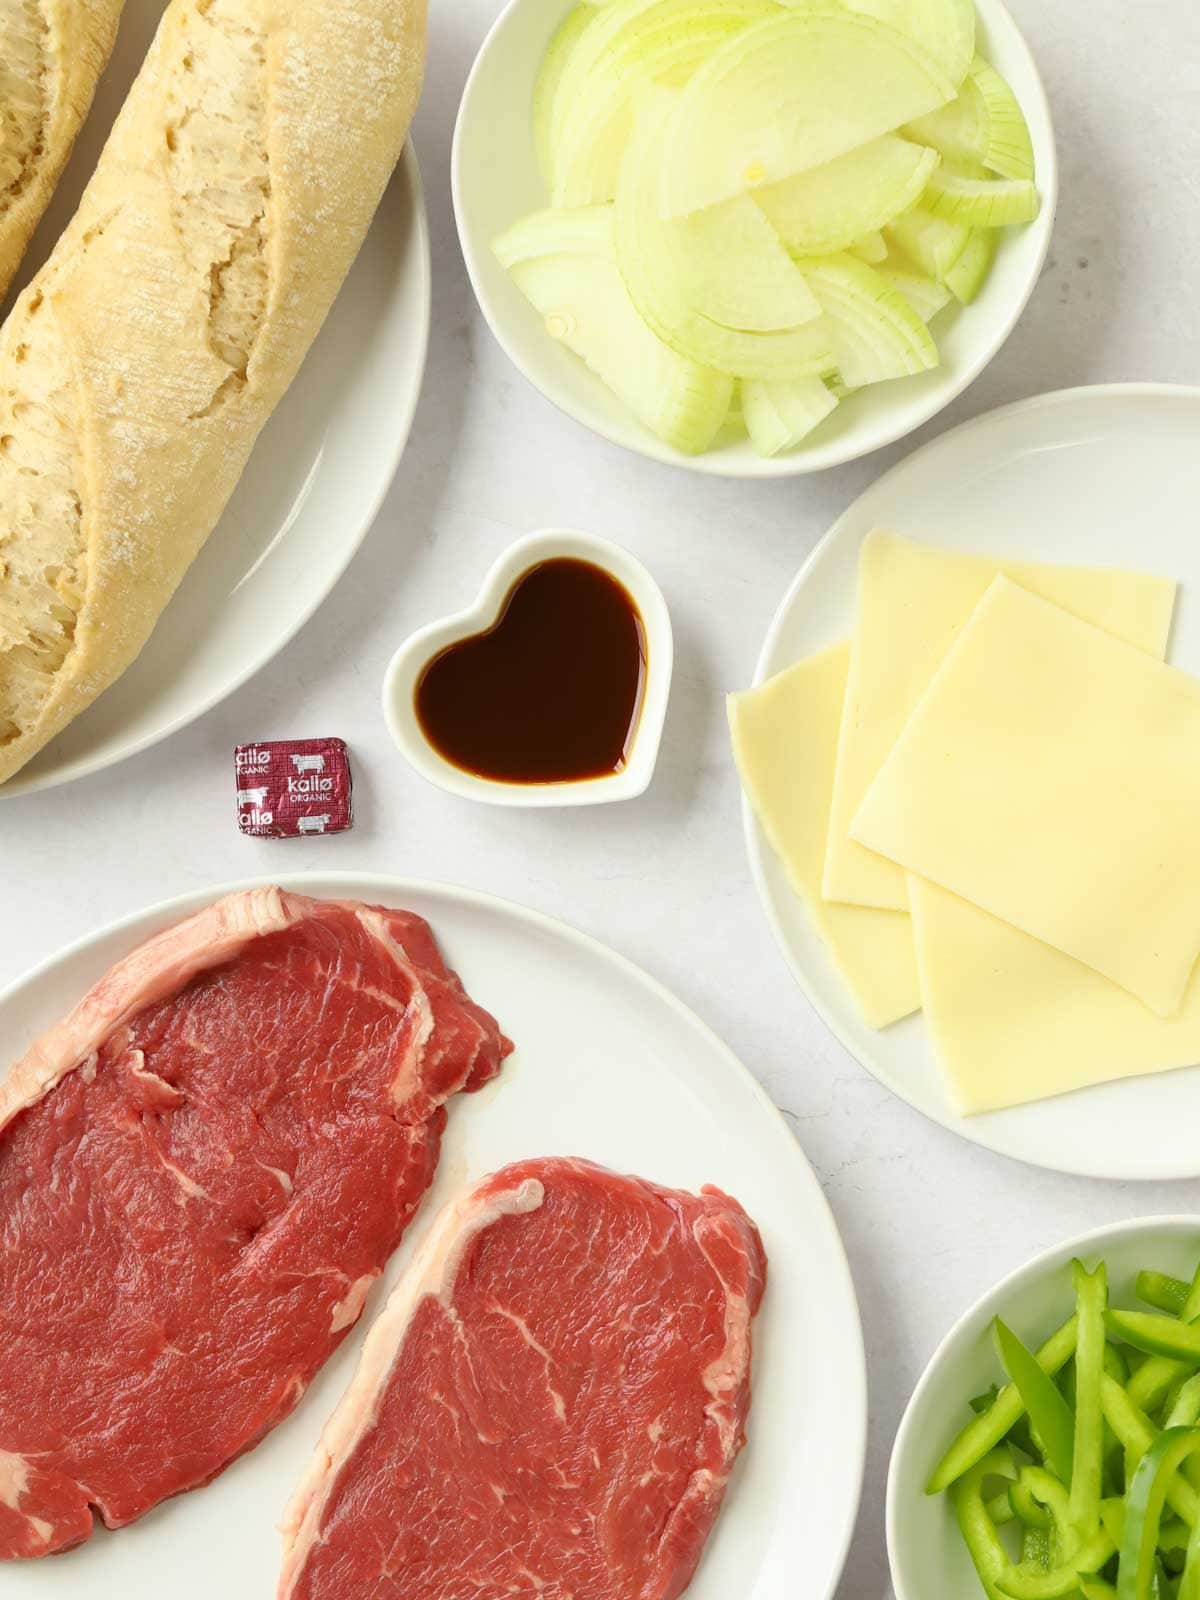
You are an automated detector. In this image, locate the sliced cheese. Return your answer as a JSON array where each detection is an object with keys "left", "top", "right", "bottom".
[
  {"left": 822, "top": 530, "right": 1178, "bottom": 911},
  {"left": 910, "top": 876, "right": 1200, "bottom": 1115},
  {"left": 854, "top": 577, "right": 1200, "bottom": 1018},
  {"left": 729, "top": 642, "right": 920, "bottom": 1030}
]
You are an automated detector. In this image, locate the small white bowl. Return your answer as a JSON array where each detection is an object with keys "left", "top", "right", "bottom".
[
  {"left": 887, "top": 1215, "right": 1200, "bottom": 1600},
  {"left": 452, "top": 0, "right": 1058, "bottom": 479},
  {"left": 382, "top": 528, "right": 673, "bottom": 807}
]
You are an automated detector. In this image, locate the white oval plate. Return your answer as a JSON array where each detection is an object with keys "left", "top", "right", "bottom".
[
  {"left": 744, "top": 384, "right": 1200, "bottom": 1180},
  {"left": 453, "top": 0, "right": 1055, "bottom": 478},
  {"left": 2, "top": 873, "right": 865, "bottom": 1600},
  {"left": 0, "top": 0, "right": 431, "bottom": 798}
]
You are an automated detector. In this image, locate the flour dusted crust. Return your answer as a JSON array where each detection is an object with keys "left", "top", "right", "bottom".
[
  {"left": 0, "top": 0, "right": 427, "bottom": 785},
  {"left": 0, "top": 0, "right": 125, "bottom": 303}
]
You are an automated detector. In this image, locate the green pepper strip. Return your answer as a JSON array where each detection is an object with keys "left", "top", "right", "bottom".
[
  {"left": 1010, "top": 1478, "right": 1054, "bottom": 1530},
  {"left": 1021, "top": 1524, "right": 1053, "bottom": 1569},
  {"left": 1104, "top": 1500, "right": 1192, "bottom": 1557},
  {"left": 1101, "top": 1376, "right": 1200, "bottom": 1524},
  {"left": 1119, "top": 1428, "right": 1200, "bottom": 1600},
  {"left": 1106, "top": 1497, "right": 1130, "bottom": 1547},
  {"left": 1181, "top": 1356, "right": 1200, "bottom": 1600},
  {"left": 996, "top": 1466, "right": 1115, "bottom": 1598},
  {"left": 1179, "top": 1498, "right": 1200, "bottom": 1600},
  {"left": 1170, "top": 1379, "right": 1200, "bottom": 1431},
  {"left": 1080, "top": 1580, "right": 1119, "bottom": 1600},
  {"left": 1167, "top": 1377, "right": 1193, "bottom": 1423},
  {"left": 1166, "top": 1383, "right": 1200, "bottom": 1497},
  {"left": 996, "top": 1317, "right": 1076, "bottom": 1483},
  {"left": 1141, "top": 1274, "right": 1195, "bottom": 1318},
  {"left": 1165, "top": 1520, "right": 1194, "bottom": 1554},
  {"left": 951, "top": 1448, "right": 1019, "bottom": 1600},
  {"left": 1132, "top": 1359, "right": 1192, "bottom": 1416},
  {"left": 1109, "top": 1345, "right": 1132, "bottom": 1387},
  {"left": 1128, "top": 1270, "right": 1200, "bottom": 1418},
  {"left": 927, "top": 1317, "right": 1079, "bottom": 1495},
  {"left": 988, "top": 1489, "right": 1018, "bottom": 1527},
  {"left": 1105, "top": 1344, "right": 1132, "bottom": 1485},
  {"left": 1111, "top": 1314, "right": 1200, "bottom": 1368},
  {"left": 1073, "top": 1260, "right": 1109, "bottom": 1540}
]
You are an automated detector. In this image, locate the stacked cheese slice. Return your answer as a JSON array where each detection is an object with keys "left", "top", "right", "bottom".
[{"left": 731, "top": 531, "right": 1200, "bottom": 1114}]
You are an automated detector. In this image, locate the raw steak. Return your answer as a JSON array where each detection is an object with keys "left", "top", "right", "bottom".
[
  {"left": 0, "top": 888, "right": 510, "bottom": 1561},
  {"left": 279, "top": 1156, "right": 767, "bottom": 1600}
]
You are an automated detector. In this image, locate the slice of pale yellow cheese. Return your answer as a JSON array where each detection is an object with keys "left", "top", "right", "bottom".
[
  {"left": 729, "top": 642, "right": 920, "bottom": 1029},
  {"left": 854, "top": 576, "right": 1200, "bottom": 1018},
  {"left": 910, "top": 876, "right": 1200, "bottom": 1114},
  {"left": 822, "top": 530, "right": 1178, "bottom": 912}
]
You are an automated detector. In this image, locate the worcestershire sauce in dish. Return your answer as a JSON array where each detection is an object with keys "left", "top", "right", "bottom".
[{"left": 415, "top": 558, "right": 647, "bottom": 784}]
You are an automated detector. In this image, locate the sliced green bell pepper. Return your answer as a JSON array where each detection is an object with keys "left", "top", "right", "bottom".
[
  {"left": 1105, "top": 1499, "right": 1192, "bottom": 1556},
  {"left": 995, "top": 1316, "right": 1076, "bottom": 1484},
  {"left": 1119, "top": 1427, "right": 1200, "bottom": 1600},
  {"left": 1164, "top": 1519, "right": 1193, "bottom": 1555},
  {"left": 997, "top": 1536, "right": 1116, "bottom": 1597},
  {"left": 927, "top": 1317, "right": 1078, "bottom": 1495},
  {"left": 952, "top": 1447, "right": 1019, "bottom": 1600},
  {"left": 1110, "top": 1312, "right": 1200, "bottom": 1368},
  {"left": 1167, "top": 1377, "right": 1194, "bottom": 1423},
  {"left": 1080, "top": 1580, "right": 1119, "bottom": 1600},
  {"left": 989, "top": 1489, "right": 1018, "bottom": 1527},
  {"left": 1020, "top": 1524, "right": 1053, "bottom": 1569},
  {"left": 1074, "top": 1261, "right": 1109, "bottom": 1540},
  {"left": 1140, "top": 1274, "right": 1194, "bottom": 1318},
  {"left": 1131, "top": 1358, "right": 1192, "bottom": 1417},
  {"left": 1178, "top": 1498, "right": 1200, "bottom": 1600},
  {"left": 1010, "top": 1478, "right": 1054, "bottom": 1530},
  {"left": 1177, "top": 1376, "right": 1200, "bottom": 1427},
  {"left": 1109, "top": 1346, "right": 1132, "bottom": 1387},
  {"left": 1101, "top": 1375, "right": 1200, "bottom": 1524},
  {"left": 1127, "top": 1267, "right": 1200, "bottom": 1421},
  {"left": 996, "top": 1466, "right": 1114, "bottom": 1598}
]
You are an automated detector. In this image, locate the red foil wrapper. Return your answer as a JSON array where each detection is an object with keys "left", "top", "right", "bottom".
[{"left": 235, "top": 738, "right": 353, "bottom": 839}]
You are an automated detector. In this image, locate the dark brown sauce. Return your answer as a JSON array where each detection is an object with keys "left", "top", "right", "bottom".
[{"left": 415, "top": 558, "right": 647, "bottom": 785}]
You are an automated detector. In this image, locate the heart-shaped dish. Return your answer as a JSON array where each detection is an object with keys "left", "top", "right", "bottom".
[{"left": 382, "top": 529, "right": 673, "bottom": 807}]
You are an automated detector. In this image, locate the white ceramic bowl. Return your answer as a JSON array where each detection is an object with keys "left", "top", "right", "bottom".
[
  {"left": 452, "top": 0, "right": 1058, "bottom": 479},
  {"left": 887, "top": 1215, "right": 1200, "bottom": 1600},
  {"left": 382, "top": 528, "right": 673, "bottom": 806}
]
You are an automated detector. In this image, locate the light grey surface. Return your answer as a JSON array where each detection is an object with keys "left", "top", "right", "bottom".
[{"left": 3, "top": 3, "right": 1199, "bottom": 1594}]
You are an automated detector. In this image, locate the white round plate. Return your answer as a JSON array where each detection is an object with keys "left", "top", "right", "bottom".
[
  {"left": 744, "top": 384, "right": 1200, "bottom": 1180},
  {"left": 2, "top": 873, "right": 865, "bottom": 1600},
  {"left": 0, "top": 1, "right": 431, "bottom": 798},
  {"left": 453, "top": 0, "right": 1056, "bottom": 478},
  {"left": 887, "top": 1214, "right": 1200, "bottom": 1600}
]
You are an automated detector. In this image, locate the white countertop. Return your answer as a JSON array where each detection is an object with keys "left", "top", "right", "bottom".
[{"left": 4, "top": 3, "right": 1200, "bottom": 1593}]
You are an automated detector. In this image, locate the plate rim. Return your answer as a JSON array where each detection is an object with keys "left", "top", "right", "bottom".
[
  {"left": 741, "top": 380, "right": 1200, "bottom": 1181},
  {"left": 0, "top": 868, "right": 868, "bottom": 1600},
  {"left": 2, "top": 145, "right": 433, "bottom": 801}
]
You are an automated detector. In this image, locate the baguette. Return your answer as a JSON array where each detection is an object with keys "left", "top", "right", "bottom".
[
  {"left": 0, "top": 0, "right": 126, "bottom": 302},
  {"left": 0, "top": 0, "right": 426, "bottom": 785}
]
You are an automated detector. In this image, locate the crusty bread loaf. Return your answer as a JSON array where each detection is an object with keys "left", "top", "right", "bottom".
[
  {"left": 0, "top": 0, "right": 125, "bottom": 302},
  {"left": 0, "top": 0, "right": 426, "bottom": 785}
]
